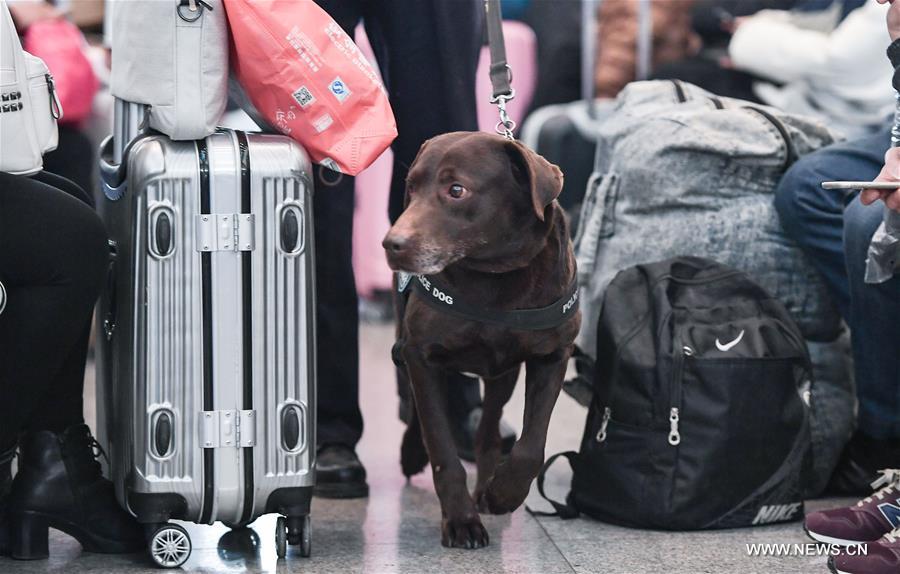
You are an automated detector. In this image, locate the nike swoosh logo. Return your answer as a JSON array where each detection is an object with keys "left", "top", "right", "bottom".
[{"left": 715, "top": 330, "right": 745, "bottom": 352}]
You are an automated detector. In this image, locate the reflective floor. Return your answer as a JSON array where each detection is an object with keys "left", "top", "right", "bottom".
[{"left": 5, "top": 323, "right": 848, "bottom": 573}]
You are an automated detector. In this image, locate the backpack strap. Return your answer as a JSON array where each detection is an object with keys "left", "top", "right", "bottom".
[
  {"left": 526, "top": 451, "right": 580, "bottom": 519},
  {"left": 562, "top": 346, "right": 594, "bottom": 408}
]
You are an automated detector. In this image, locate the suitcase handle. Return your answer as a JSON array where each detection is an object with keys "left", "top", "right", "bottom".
[
  {"left": 100, "top": 132, "right": 156, "bottom": 201},
  {"left": 99, "top": 135, "right": 128, "bottom": 200}
]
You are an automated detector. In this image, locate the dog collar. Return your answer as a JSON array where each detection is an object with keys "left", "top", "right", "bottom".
[{"left": 398, "top": 272, "right": 579, "bottom": 331}]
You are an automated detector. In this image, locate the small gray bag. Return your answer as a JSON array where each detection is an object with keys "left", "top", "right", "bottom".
[
  {"left": 574, "top": 80, "right": 856, "bottom": 496},
  {"left": 110, "top": 0, "right": 228, "bottom": 140}
]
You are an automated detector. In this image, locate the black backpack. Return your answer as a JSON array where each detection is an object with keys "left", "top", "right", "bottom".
[{"left": 536, "top": 257, "right": 812, "bottom": 530}]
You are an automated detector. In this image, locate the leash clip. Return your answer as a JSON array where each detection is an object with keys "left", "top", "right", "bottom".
[{"left": 491, "top": 87, "right": 516, "bottom": 140}]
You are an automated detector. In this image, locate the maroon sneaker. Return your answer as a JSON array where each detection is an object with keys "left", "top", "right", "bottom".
[
  {"left": 806, "top": 470, "right": 900, "bottom": 546},
  {"left": 828, "top": 528, "right": 900, "bottom": 574}
]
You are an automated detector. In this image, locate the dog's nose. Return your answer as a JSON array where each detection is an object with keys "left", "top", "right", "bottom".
[{"left": 383, "top": 234, "right": 408, "bottom": 254}]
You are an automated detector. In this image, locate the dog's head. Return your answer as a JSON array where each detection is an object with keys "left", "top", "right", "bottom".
[{"left": 383, "top": 132, "right": 563, "bottom": 274}]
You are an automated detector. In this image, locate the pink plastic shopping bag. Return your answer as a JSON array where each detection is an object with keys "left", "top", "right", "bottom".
[{"left": 224, "top": 0, "right": 397, "bottom": 176}]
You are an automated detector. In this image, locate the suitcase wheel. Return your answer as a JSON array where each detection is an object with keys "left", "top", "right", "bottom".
[
  {"left": 297, "top": 514, "right": 311, "bottom": 558},
  {"left": 275, "top": 516, "right": 287, "bottom": 559},
  {"left": 275, "top": 514, "right": 311, "bottom": 559},
  {"left": 149, "top": 523, "right": 192, "bottom": 569}
]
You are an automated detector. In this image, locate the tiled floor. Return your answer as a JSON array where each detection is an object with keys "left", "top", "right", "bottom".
[{"left": 5, "top": 323, "right": 850, "bottom": 574}]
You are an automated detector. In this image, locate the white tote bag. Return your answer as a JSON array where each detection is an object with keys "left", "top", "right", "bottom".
[
  {"left": 110, "top": 0, "right": 228, "bottom": 140},
  {"left": 0, "top": 0, "right": 61, "bottom": 175}
]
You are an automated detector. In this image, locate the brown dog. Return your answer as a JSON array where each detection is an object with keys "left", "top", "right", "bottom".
[{"left": 383, "top": 132, "right": 580, "bottom": 549}]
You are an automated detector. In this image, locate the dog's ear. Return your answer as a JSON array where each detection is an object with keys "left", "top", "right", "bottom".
[{"left": 505, "top": 142, "right": 564, "bottom": 222}]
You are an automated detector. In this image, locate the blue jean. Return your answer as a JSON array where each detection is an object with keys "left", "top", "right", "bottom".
[{"left": 775, "top": 130, "right": 900, "bottom": 440}]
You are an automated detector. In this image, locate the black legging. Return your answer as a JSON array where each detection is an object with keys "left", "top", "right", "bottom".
[{"left": 0, "top": 171, "right": 107, "bottom": 451}]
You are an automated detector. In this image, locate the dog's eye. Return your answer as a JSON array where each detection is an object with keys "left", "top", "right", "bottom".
[{"left": 448, "top": 184, "right": 467, "bottom": 199}]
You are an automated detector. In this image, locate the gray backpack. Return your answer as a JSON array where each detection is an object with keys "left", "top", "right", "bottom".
[{"left": 573, "top": 80, "right": 855, "bottom": 497}]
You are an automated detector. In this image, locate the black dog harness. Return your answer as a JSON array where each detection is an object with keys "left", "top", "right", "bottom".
[{"left": 398, "top": 272, "right": 579, "bottom": 331}]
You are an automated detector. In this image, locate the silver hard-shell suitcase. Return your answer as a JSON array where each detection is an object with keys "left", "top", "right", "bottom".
[{"left": 95, "top": 103, "right": 316, "bottom": 568}]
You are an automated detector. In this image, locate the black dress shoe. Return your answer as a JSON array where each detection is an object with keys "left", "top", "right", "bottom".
[
  {"left": 0, "top": 442, "right": 15, "bottom": 556},
  {"left": 314, "top": 445, "right": 369, "bottom": 499},
  {"left": 453, "top": 407, "right": 517, "bottom": 463},
  {"left": 8, "top": 424, "right": 145, "bottom": 559},
  {"left": 826, "top": 431, "right": 900, "bottom": 496}
]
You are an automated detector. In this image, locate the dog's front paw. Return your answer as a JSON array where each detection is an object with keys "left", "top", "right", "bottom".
[
  {"left": 441, "top": 514, "right": 489, "bottom": 549},
  {"left": 477, "top": 460, "right": 533, "bottom": 515},
  {"left": 400, "top": 425, "right": 429, "bottom": 478}
]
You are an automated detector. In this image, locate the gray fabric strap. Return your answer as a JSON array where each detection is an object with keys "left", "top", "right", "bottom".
[{"left": 484, "top": 0, "right": 511, "bottom": 100}]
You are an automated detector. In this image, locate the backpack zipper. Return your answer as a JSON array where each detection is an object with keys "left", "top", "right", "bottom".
[
  {"left": 668, "top": 408, "right": 681, "bottom": 446},
  {"left": 668, "top": 321, "right": 692, "bottom": 447},
  {"left": 599, "top": 268, "right": 742, "bottom": 444},
  {"left": 595, "top": 406, "right": 611, "bottom": 443}
]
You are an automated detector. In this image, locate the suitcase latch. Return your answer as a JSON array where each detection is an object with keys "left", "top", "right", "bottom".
[
  {"left": 196, "top": 214, "right": 255, "bottom": 252},
  {"left": 200, "top": 410, "right": 257, "bottom": 448}
]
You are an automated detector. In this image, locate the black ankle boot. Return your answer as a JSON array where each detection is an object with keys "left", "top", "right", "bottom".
[
  {"left": 8, "top": 424, "right": 145, "bottom": 559},
  {"left": 0, "top": 442, "right": 15, "bottom": 556},
  {"left": 314, "top": 444, "right": 369, "bottom": 499}
]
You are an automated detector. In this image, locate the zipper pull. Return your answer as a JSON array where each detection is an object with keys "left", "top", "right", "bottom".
[
  {"left": 595, "top": 407, "right": 611, "bottom": 443},
  {"left": 46, "top": 73, "right": 61, "bottom": 120},
  {"left": 668, "top": 407, "right": 681, "bottom": 446}
]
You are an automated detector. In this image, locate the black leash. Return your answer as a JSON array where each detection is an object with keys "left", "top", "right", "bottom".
[{"left": 484, "top": 0, "right": 516, "bottom": 139}]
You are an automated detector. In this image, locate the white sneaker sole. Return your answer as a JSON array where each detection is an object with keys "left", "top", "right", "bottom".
[{"left": 805, "top": 527, "right": 869, "bottom": 547}]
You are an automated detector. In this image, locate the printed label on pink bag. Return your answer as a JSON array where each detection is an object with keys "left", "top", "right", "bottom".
[
  {"left": 292, "top": 86, "right": 316, "bottom": 107},
  {"left": 328, "top": 77, "right": 351, "bottom": 103},
  {"left": 274, "top": 106, "right": 298, "bottom": 134},
  {"left": 313, "top": 113, "right": 334, "bottom": 133},
  {"left": 226, "top": 0, "right": 397, "bottom": 175}
]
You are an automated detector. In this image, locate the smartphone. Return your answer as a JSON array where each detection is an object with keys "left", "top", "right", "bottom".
[{"left": 821, "top": 181, "right": 900, "bottom": 190}]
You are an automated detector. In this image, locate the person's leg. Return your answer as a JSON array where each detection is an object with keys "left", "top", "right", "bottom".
[
  {"left": 22, "top": 171, "right": 96, "bottom": 435},
  {"left": 0, "top": 173, "right": 106, "bottom": 449},
  {"left": 312, "top": 172, "right": 363, "bottom": 449},
  {"left": 802, "top": 197, "right": 900, "bottom": 547},
  {"left": 774, "top": 131, "right": 890, "bottom": 320},
  {"left": 774, "top": 131, "right": 898, "bottom": 494},
  {"left": 310, "top": 0, "right": 369, "bottom": 498},
  {"left": 0, "top": 173, "right": 143, "bottom": 558},
  {"left": 844, "top": 197, "right": 900, "bottom": 442}
]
